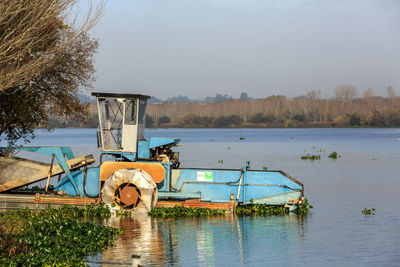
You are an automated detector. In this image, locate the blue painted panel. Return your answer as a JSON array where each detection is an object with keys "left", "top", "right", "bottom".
[
  {"left": 138, "top": 140, "right": 150, "bottom": 158},
  {"left": 59, "top": 147, "right": 75, "bottom": 159},
  {"left": 149, "top": 137, "right": 180, "bottom": 148},
  {"left": 166, "top": 169, "right": 302, "bottom": 204},
  {"left": 157, "top": 162, "right": 172, "bottom": 192},
  {"left": 55, "top": 167, "right": 100, "bottom": 197},
  {"left": 171, "top": 169, "right": 241, "bottom": 202},
  {"left": 102, "top": 151, "right": 136, "bottom": 162},
  {"left": 243, "top": 171, "right": 302, "bottom": 204}
]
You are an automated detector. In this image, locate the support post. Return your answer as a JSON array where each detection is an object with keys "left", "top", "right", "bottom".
[{"left": 45, "top": 154, "right": 55, "bottom": 193}]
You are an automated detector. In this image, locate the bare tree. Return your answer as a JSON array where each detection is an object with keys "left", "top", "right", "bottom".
[
  {"left": 363, "top": 88, "right": 375, "bottom": 99},
  {"left": 0, "top": 0, "right": 103, "bottom": 145},
  {"left": 306, "top": 90, "right": 321, "bottom": 101},
  {"left": 0, "top": 0, "right": 104, "bottom": 93},
  {"left": 334, "top": 84, "right": 359, "bottom": 102},
  {"left": 387, "top": 85, "right": 396, "bottom": 98}
]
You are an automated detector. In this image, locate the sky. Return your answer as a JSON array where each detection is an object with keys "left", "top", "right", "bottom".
[{"left": 88, "top": 0, "right": 400, "bottom": 99}]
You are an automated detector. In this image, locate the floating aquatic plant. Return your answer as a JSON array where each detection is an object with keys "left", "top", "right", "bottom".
[
  {"left": 301, "top": 146, "right": 323, "bottom": 160},
  {"left": 218, "top": 160, "right": 224, "bottom": 164},
  {"left": 0, "top": 204, "right": 122, "bottom": 266},
  {"left": 328, "top": 151, "right": 340, "bottom": 159},
  {"left": 293, "top": 198, "right": 313, "bottom": 215},
  {"left": 239, "top": 137, "right": 245, "bottom": 140},
  {"left": 237, "top": 199, "right": 313, "bottom": 216},
  {"left": 361, "top": 208, "right": 375, "bottom": 215},
  {"left": 149, "top": 206, "right": 225, "bottom": 218},
  {"left": 236, "top": 204, "right": 289, "bottom": 216},
  {"left": 301, "top": 153, "right": 321, "bottom": 160}
]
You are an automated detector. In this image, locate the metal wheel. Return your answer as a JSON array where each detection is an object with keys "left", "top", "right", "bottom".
[
  {"left": 101, "top": 168, "right": 158, "bottom": 212},
  {"left": 114, "top": 183, "right": 141, "bottom": 209}
]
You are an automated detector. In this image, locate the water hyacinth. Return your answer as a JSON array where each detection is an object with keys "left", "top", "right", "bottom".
[
  {"left": 150, "top": 200, "right": 313, "bottom": 218},
  {"left": 361, "top": 208, "right": 375, "bottom": 215},
  {"left": 235, "top": 204, "right": 290, "bottom": 216},
  {"left": 301, "top": 154, "right": 321, "bottom": 160},
  {"left": 0, "top": 204, "right": 122, "bottom": 266},
  {"left": 150, "top": 206, "right": 226, "bottom": 218},
  {"left": 293, "top": 199, "right": 313, "bottom": 215},
  {"left": 328, "top": 151, "right": 340, "bottom": 159}
]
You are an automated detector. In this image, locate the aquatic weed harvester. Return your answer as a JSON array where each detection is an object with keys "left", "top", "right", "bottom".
[{"left": 0, "top": 92, "right": 304, "bottom": 212}]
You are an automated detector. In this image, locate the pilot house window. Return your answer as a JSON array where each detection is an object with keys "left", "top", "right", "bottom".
[{"left": 125, "top": 100, "right": 137, "bottom": 125}]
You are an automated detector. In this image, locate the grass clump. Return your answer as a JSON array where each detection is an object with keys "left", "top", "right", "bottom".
[
  {"left": 150, "top": 206, "right": 225, "bottom": 218},
  {"left": 0, "top": 204, "right": 122, "bottom": 266}
]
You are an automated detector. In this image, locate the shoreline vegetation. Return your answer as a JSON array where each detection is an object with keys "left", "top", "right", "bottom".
[{"left": 49, "top": 91, "right": 400, "bottom": 129}]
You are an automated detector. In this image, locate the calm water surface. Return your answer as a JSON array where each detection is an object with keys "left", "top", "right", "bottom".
[{"left": 15, "top": 128, "right": 400, "bottom": 266}]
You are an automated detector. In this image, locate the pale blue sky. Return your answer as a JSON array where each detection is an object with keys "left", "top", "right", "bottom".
[{"left": 89, "top": 0, "right": 400, "bottom": 99}]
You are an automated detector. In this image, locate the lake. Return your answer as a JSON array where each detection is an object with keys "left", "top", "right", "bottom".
[{"left": 11, "top": 128, "right": 400, "bottom": 266}]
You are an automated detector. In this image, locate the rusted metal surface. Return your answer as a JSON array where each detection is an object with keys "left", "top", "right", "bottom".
[
  {"left": 115, "top": 183, "right": 141, "bottom": 209},
  {"left": 36, "top": 194, "right": 98, "bottom": 205},
  {"left": 0, "top": 193, "right": 98, "bottom": 210},
  {"left": 156, "top": 198, "right": 237, "bottom": 211},
  {"left": 0, "top": 154, "right": 95, "bottom": 193}
]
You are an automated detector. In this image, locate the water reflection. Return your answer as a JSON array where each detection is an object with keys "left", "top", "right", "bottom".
[{"left": 94, "top": 214, "right": 306, "bottom": 266}]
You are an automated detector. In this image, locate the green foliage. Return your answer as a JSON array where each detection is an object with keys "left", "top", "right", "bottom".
[
  {"left": 0, "top": 204, "right": 121, "bottom": 266},
  {"left": 0, "top": 33, "right": 98, "bottom": 145},
  {"left": 349, "top": 113, "right": 361, "bottom": 126},
  {"left": 115, "top": 209, "right": 132, "bottom": 217},
  {"left": 361, "top": 208, "right": 375, "bottom": 215},
  {"left": 293, "top": 113, "right": 306, "bottom": 122},
  {"left": 159, "top": 115, "right": 171, "bottom": 124},
  {"left": 301, "top": 153, "right": 321, "bottom": 160},
  {"left": 149, "top": 206, "right": 225, "bottom": 218},
  {"left": 145, "top": 115, "right": 155, "bottom": 128},
  {"left": 293, "top": 198, "right": 313, "bottom": 215},
  {"left": 248, "top": 113, "right": 265, "bottom": 123},
  {"left": 0, "top": 87, "right": 49, "bottom": 144},
  {"left": 211, "top": 115, "right": 243, "bottom": 127},
  {"left": 218, "top": 160, "right": 224, "bottom": 164},
  {"left": 177, "top": 114, "right": 213, "bottom": 128},
  {"left": 368, "top": 108, "right": 400, "bottom": 127},
  {"left": 328, "top": 151, "right": 340, "bottom": 159},
  {"left": 236, "top": 204, "right": 289, "bottom": 216}
]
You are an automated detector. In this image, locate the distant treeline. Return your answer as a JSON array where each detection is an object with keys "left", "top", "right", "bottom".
[
  {"left": 48, "top": 86, "right": 400, "bottom": 128},
  {"left": 145, "top": 95, "right": 400, "bottom": 128}
]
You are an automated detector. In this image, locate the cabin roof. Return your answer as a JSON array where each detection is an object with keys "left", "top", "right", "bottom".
[{"left": 91, "top": 92, "right": 150, "bottom": 99}]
